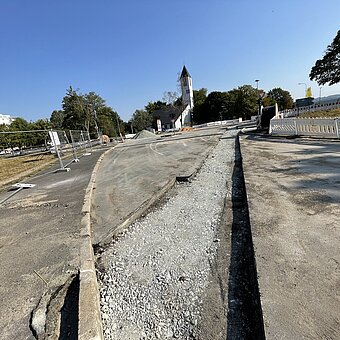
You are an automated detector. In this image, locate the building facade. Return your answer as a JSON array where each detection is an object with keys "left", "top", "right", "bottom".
[{"left": 0, "top": 114, "right": 14, "bottom": 125}]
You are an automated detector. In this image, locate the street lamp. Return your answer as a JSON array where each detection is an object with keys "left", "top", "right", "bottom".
[
  {"left": 255, "top": 79, "right": 260, "bottom": 91},
  {"left": 298, "top": 82, "right": 307, "bottom": 97},
  {"left": 319, "top": 86, "right": 322, "bottom": 104},
  {"left": 255, "top": 80, "right": 261, "bottom": 122}
]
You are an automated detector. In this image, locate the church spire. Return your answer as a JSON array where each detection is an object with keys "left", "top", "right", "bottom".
[
  {"left": 180, "top": 65, "right": 191, "bottom": 79},
  {"left": 180, "top": 66, "right": 194, "bottom": 109}
]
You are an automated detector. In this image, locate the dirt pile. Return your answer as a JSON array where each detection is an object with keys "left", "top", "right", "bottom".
[{"left": 132, "top": 130, "right": 157, "bottom": 140}]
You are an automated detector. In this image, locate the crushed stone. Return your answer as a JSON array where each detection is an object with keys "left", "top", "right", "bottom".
[{"left": 99, "top": 130, "right": 237, "bottom": 339}]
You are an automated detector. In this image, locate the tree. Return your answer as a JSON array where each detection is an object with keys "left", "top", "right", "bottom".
[
  {"left": 4, "top": 118, "right": 29, "bottom": 148},
  {"left": 266, "top": 88, "right": 294, "bottom": 110},
  {"left": 310, "top": 30, "right": 340, "bottom": 85},
  {"left": 144, "top": 101, "right": 167, "bottom": 115},
  {"left": 60, "top": 87, "right": 108, "bottom": 137},
  {"left": 61, "top": 86, "right": 87, "bottom": 130},
  {"left": 192, "top": 88, "right": 208, "bottom": 124},
  {"left": 193, "top": 88, "right": 208, "bottom": 107},
  {"left": 129, "top": 109, "right": 152, "bottom": 132},
  {"left": 50, "top": 110, "right": 64, "bottom": 129},
  {"left": 162, "top": 91, "right": 179, "bottom": 106},
  {"left": 227, "top": 85, "right": 258, "bottom": 120},
  {"left": 97, "top": 106, "right": 122, "bottom": 137}
]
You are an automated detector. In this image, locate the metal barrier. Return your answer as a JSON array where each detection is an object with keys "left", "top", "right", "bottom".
[
  {"left": 0, "top": 128, "right": 100, "bottom": 203},
  {"left": 48, "top": 130, "right": 72, "bottom": 171},
  {"left": 279, "top": 101, "right": 340, "bottom": 118},
  {"left": 69, "top": 130, "right": 93, "bottom": 159},
  {"left": 270, "top": 118, "right": 340, "bottom": 139},
  {"left": 193, "top": 118, "right": 243, "bottom": 129}
]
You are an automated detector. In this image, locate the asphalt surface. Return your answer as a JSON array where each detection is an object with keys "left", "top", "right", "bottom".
[
  {"left": 0, "top": 147, "right": 109, "bottom": 339},
  {"left": 240, "top": 134, "right": 340, "bottom": 339},
  {"left": 2, "top": 126, "right": 338, "bottom": 339},
  {"left": 92, "top": 128, "right": 223, "bottom": 245},
  {"left": 0, "top": 127, "right": 224, "bottom": 339}
]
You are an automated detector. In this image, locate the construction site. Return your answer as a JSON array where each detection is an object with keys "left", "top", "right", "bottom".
[{"left": 0, "top": 123, "right": 339, "bottom": 339}]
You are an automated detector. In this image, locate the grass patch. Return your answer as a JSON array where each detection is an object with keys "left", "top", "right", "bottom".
[
  {"left": 0, "top": 153, "right": 56, "bottom": 187},
  {"left": 299, "top": 108, "right": 340, "bottom": 118}
]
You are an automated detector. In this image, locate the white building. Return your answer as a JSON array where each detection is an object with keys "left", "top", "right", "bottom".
[
  {"left": 0, "top": 114, "right": 14, "bottom": 125},
  {"left": 152, "top": 66, "right": 195, "bottom": 130},
  {"left": 180, "top": 65, "right": 194, "bottom": 109}
]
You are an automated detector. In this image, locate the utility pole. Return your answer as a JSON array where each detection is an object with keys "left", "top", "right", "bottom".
[{"left": 255, "top": 79, "right": 261, "bottom": 123}]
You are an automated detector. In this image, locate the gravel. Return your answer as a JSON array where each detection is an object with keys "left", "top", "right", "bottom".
[{"left": 99, "top": 130, "right": 237, "bottom": 339}]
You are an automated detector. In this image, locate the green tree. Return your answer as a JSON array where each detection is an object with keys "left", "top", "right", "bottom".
[
  {"left": 29, "top": 119, "right": 51, "bottom": 147},
  {"left": 61, "top": 86, "right": 87, "bottom": 130},
  {"left": 61, "top": 87, "right": 107, "bottom": 136},
  {"left": 50, "top": 110, "right": 64, "bottom": 129},
  {"left": 5, "top": 118, "right": 30, "bottom": 148},
  {"left": 97, "top": 106, "right": 122, "bottom": 137},
  {"left": 231, "top": 85, "right": 258, "bottom": 120},
  {"left": 193, "top": 88, "right": 208, "bottom": 106},
  {"left": 192, "top": 88, "right": 208, "bottom": 124},
  {"left": 129, "top": 109, "right": 152, "bottom": 132},
  {"left": 144, "top": 101, "right": 167, "bottom": 114},
  {"left": 266, "top": 88, "right": 294, "bottom": 110},
  {"left": 310, "top": 30, "right": 340, "bottom": 85},
  {"left": 10, "top": 117, "right": 29, "bottom": 131}
]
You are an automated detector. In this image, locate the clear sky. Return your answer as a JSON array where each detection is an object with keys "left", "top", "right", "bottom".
[{"left": 0, "top": 0, "right": 340, "bottom": 122}]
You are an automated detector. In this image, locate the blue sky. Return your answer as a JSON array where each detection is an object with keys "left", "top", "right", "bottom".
[{"left": 0, "top": 0, "right": 340, "bottom": 122}]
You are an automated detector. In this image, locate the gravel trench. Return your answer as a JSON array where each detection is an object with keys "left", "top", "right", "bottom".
[{"left": 98, "top": 130, "right": 237, "bottom": 339}]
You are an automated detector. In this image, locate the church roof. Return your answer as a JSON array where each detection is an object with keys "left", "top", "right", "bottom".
[
  {"left": 152, "top": 107, "right": 182, "bottom": 125},
  {"left": 180, "top": 66, "right": 191, "bottom": 78}
]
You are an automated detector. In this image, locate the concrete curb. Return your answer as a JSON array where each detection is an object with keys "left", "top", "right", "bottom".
[
  {"left": 78, "top": 147, "right": 114, "bottom": 340},
  {"left": 78, "top": 137, "right": 220, "bottom": 339},
  {"left": 98, "top": 177, "right": 177, "bottom": 246},
  {"left": 97, "top": 140, "right": 219, "bottom": 246}
]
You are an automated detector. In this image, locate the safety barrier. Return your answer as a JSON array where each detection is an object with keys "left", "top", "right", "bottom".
[
  {"left": 69, "top": 130, "right": 93, "bottom": 160},
  {"left": 280, "top": 100, "right": 340, "bottom": 117},
  {"left": 193, "top": 118, "right": 242, "bottom": 129},
  {"left": 270, "top": 118, "right": 340, "bottom": 139}
]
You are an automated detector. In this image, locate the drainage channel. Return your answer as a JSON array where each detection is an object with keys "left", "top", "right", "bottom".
[
  {"left": 30, "top": 274, "right": 79, "bottom": 340},
  {"left": 227, "top": 135, "right": 266, "bottom": 340}
]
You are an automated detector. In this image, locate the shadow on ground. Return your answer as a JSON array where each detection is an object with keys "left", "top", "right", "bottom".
[{"left": 227, "top": 135, "right": 266, "bottom": 340}]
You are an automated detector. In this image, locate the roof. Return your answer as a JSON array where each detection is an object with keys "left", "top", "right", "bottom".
[
  {"left": 152, "top": 107, "right": 182, "bottom": 125},
  {"left": 180, "top": 65, "right": 191, "bottom": 79}
]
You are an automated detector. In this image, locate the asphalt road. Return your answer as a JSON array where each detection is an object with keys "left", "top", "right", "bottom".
[
  {"left": 91, "top": 128, "right": 223, "bottom": 245},
  {"left": 0, "top": 127, "right": 224, "bottom": 339},
  {"left": 0, "top": 147, "right": 109, "bottom": 339},
  {"left": 241, "top": 134, "right": 340, "bottom": 339}
]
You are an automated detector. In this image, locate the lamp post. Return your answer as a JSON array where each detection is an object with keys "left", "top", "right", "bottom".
[
  {"left": 319, "top": 86, "right": 322, "bottom": 104},
  {"left": 255, "top": 79, "right": 259, "bottom": 91},
  {"left": 255, "top": 79, "right": 261, "bottom": 123},
  {"left": 298, "top": 82, "right": 307, "bottom": 97}
]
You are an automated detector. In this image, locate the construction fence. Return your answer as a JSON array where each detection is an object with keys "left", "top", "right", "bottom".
[
  {"left": 269, "top": 118, "right": 340, "bottom": 139},
  {"left": 0, "top": 129, "right": 103, "bottom": 204},
  {"left": 0, "top": 129, "right": 99, "bottom": 170}
]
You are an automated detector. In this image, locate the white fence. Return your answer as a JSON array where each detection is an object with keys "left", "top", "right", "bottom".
[
  {"left": 270, "top": 118, "right": 340, "bottom": 139},
  {"left": 193, "top": 118, "right": 242, "bottom": 129},
  {"left": 280, "top": 100, "right": 340, "bottom": 118}
]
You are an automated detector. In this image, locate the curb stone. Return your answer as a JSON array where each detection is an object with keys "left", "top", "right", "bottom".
[
  {"left": 78, "top": 146, "right": 114, "bottom": 340},
  {"left": 78, "top": 136, "right": 222, "bottom": 339}
]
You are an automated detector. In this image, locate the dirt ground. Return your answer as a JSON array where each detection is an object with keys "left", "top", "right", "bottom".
[{"left": 240, "top": 134, "right": 340, "bottom": 339}]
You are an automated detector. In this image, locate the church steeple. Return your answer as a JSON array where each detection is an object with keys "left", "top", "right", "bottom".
[
  {"left": 180, "top": 65, "right": 194, "bottom": 109},
  {"left": 180, "top": 66, "right": 191, "bottom": 79}
]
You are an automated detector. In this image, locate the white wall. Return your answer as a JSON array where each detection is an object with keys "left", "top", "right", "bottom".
[{"left": 0, "top": 114, "right": 13, "bottom": 125}]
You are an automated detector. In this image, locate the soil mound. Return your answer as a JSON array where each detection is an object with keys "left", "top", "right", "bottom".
[{"left": 133, "top": 130, "right": 157, "bottom": 140}]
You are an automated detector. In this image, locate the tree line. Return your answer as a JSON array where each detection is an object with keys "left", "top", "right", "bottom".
[
  {"left": 0, "top": 86, "right": 125, "bottom": 149},
  {"left": 2, "top": 27, "right": 339, "bottom": 149},
  {"left": 50, "top": 86, "right": 124, "bottom": 138}
]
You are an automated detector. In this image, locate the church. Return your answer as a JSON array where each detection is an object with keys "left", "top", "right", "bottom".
[{"left": 152, "top": 66, "right": 194, "bottom": 131}]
